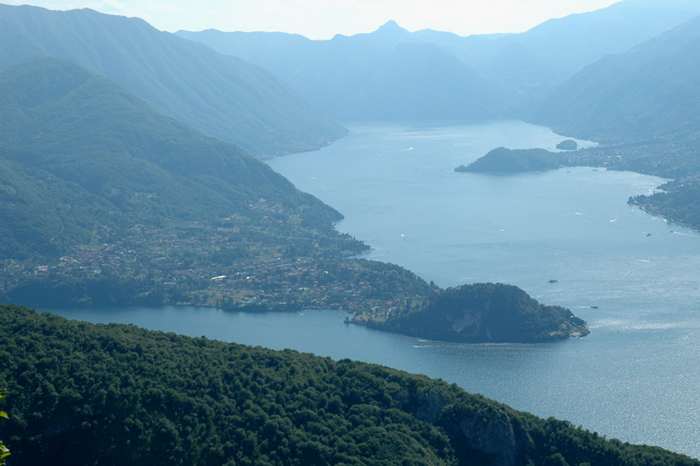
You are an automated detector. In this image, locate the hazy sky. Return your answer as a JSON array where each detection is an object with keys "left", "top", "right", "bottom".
[{"left": 9, "top": 0, "right": 622, "bottom": 39}]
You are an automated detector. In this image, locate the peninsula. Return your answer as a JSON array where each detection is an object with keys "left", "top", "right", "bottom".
[
  {"left": 0, "top": 57, "right": 587, "bottom": 344},
  {"left": 455, "top": 147, "right": 564, "bottom": 173},
  {"left": 353, "top": 283, "right": 588, "bottom": 343}
]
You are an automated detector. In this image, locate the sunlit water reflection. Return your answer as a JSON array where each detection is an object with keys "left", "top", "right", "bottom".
[{"left": 45, "top": 121, "right": 700, "bottom": 458}]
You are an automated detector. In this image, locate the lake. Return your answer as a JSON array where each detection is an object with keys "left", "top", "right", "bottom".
[{"left": 46, "top": 121, "right": 700, "bottom": 458}]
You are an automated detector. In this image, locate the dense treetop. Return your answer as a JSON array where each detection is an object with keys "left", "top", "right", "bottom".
[{"left": 0, "top": 304, "right": 695, "bottom": 466}]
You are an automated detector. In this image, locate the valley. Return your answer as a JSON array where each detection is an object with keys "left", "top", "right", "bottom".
[{"left": 2, "top": 1, "right": 700, "bottom": 464}]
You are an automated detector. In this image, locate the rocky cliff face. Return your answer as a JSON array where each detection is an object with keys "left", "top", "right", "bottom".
[
  {"left": 401, "top": 389, "right": 535, "bottom": 466},
  {"left": 448, "top": 407, "right": 529, "bottom": 466}
]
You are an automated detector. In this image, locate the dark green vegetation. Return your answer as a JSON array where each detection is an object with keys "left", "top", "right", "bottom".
[
  {"left": 0, "top": 57, "right": 384, "bottom": 311},
  {"left": 355, "top": 283, "right": 589, "bottom": 343},
  {"left": 0, "top": 305, "right": 694, "bottom": 466},
  {"left": 0, "top": 389, "right": 8, "bottom": 466},
  {"left": 455, "top": 148, "right": 563, "bottom": 173},
  {"left": 0, "top": 57, "right": 583, "bottom": 343},
  {"left": 178, "top": 1, "right": 700, "bottom": 121},
  {"left": 0, "top": 3, "right": 345, "bottom": 156},
  {"left": 556, "top": 140, "right": 578, "bottom": 151},
  {"left": 0, "top": 57, "right": 339, "bottom": 257}
]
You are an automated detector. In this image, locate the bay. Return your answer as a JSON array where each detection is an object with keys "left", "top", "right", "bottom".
[{"left": 45, "top": 120, "right": 700, "bottom": 458}]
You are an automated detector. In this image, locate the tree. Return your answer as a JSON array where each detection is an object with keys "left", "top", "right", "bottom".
[{"left": 0, "top": 389, "right": 9, "bottom": 466}]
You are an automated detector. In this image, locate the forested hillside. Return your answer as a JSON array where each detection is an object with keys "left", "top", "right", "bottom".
[
  {"left": 529, "top": 13, "right": 700, "bottom": 143},
  {"left": 0, "top": 57, "right": 584, "bottom": 343},
  {"left": 0, "top": 3, "right": 345, "bottom": 156},
  {"left": 0, "top": 57, "right": 399, "bottom": 314},
  {"left": 0, "top": 56, "right": 343, "bottom": 262},
  {"left": 525, "top": 12, "right": 700, "bottom": 232},
  {"left": 0, "top": 305, "right": 695, "bottom": 466}
]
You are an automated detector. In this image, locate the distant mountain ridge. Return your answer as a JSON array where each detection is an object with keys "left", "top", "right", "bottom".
[
  {"left": 0, "top": 3, "right": 345, "bottom": 156},
  {"left": 180, "top": 24, "right": 515, "bottom": 120},
  {"left": 177, "top": 0, "right": 700, "bottom": 121},
  {"left": 518, "top": 9, "right": 700, "bottom": 237},
  {"left": 529, "top": 12, "right": 700, "bottom": 143}
]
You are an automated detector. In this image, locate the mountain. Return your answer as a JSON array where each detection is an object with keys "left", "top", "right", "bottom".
[
  {"left": 0, "top": 57, "right": 367, "bottom": 308},
  {"left": 301, "top": 39, "right": 509, "bottom": 120},
  {"left": 0, "top": 56, "right": 338, "bottom": 261},
  {"left": 0, "top": 304, "right": 695, "bottom": 466},
  {"left": 489, "top": 0, "right": 700, "bottom": 99},
  {"left": 528, "top": 12, "right": 700, "bottom": 143},
  {"left": 520, "top": 10, "right": 700, "bottom": 232},
  {"left": 182, "top": 24, "right": 513, "bottom": 121},
  {"left": 0, "top": 3, "right": 345, "bottom": 156},
  {"left": 177, "top": 0, "right": 700, "bottom": 121},
  {"left": 179, "top": 22, "right": 514, "bottom": 120},
  {"left": 0, "top": 57, "right": 586, "bottom": 345}
]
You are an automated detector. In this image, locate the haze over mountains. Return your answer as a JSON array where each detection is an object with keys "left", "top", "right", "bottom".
[
  {"left": 4, "top": 1, "right": 700, "bottom": 463},
  {"left": 530, "top": 12, "right": 700, "bottom": 143},
  {"left": 0, "top": 56, "right": 340, "bottom": 261},
  {"left": 0, "top": 4, "right": 345, "bottom": 156},
  {"left": 0, "top": 52, "right": 584, "bottom": 344},
  {"left": 1, "top": 0, "right": 699, "bottom": 332},
  {"left": 0, "top": 0, "right": 698, "bottom": 336},
  {"left": 177, "top": 0, "right": 700, "bottom": 121},
  {"left": 3, "top": 0, "right": 698, "bottom": 153}
]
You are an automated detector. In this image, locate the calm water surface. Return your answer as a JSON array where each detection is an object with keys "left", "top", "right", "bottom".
[{"left": 47, "top": 121, "right": 700, "bottom": 458}]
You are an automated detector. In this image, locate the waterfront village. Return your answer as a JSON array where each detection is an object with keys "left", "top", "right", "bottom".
[{"left": 1, "top": 198, "right": 434, "bottom": 319}]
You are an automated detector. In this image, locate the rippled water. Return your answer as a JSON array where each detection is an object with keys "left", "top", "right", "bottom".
[{"left": 45, "top": 121, "right": 700, "bottom": 458}]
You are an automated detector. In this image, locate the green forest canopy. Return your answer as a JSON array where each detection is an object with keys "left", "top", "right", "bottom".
[{"left": 0, "top": 304, "right": 695, "bottom": 466}]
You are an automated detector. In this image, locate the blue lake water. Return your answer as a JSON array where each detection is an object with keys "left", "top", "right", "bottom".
[{"left": 46, "top": 121, "right": 700, "bottom": 458}]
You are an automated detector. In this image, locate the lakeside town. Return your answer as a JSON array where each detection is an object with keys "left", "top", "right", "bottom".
[{"left": 1, "top": 199, "right": 434, "bottom": 318}]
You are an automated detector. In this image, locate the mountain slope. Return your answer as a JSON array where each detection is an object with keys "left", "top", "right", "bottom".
[
  {"left": 493, "top": 0, "right": 700, "bottom": 97},
  {"left": 0, "top": 4, "right": 345, "bottom": 156},
  {"left": 182, "top": 22, "right": 516, "bottom": 120},
  {"left": 0, "top": 305, "right": 695, "bottom": 466},
  {"left": 0, "top": 56, "right": 363, "bottom": 310},
  {"left": 295, "top": 39, "right": 509, "bottom": 120},
  {"left": 0, "top": 57, "right": 338, "bottom": 260},
  {"left": 0, "top": 57, "right": 587, "bottom": 345},
  {"left": 528, "top": 13, "right": 700, "bottom": 143},
  {"left": 178, "top": 0, "right": 700, "bottom": 120}
]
